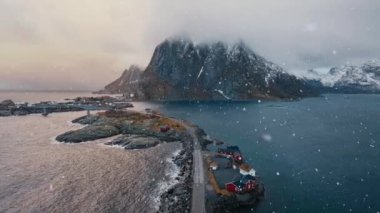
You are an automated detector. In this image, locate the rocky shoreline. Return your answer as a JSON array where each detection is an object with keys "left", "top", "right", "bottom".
[
  {"left": 0, "top": 96, "right": 133, "bottom": 117},
  {"left": 158, "top": 135, "right": 193, "bottom": 213},
  {"left": 43, "top": 97, "right": 263, "bottom": 212},
  {"left": 55, "top": 109, "right": 198, "bottom": 212},
  {"left": 54, "top": 107, "right": 264, "bottom": 212}
]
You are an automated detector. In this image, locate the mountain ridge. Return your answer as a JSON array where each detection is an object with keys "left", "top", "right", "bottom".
[
  {"left": 98, "top": 38, "right": 320, "bottom": 100},
  {"left": 302, "top": 59, "right": 380, "bottom": 93}
]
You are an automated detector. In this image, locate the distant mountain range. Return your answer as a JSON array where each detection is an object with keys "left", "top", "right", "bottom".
[
  {"left": 98, "top": 38, "right": 379, "bottom": 100},
  {"left": 304, "top": 59, "right": 380, "bottom": 93},
  {"left": 98, "top": 38, "right": 319, "bottom": 100}
]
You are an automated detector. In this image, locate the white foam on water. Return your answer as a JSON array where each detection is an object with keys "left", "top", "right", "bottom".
[
  {"left": 152, "top": 147, "right": 182, "bottom": 210},
  {"left": 105, "top": 144, "right": 125, "bottom": 149},
  {"left": 66, "top": 120, "right": 86, "bottom": 129},
  {"left": 50, "top": 136, "right": 62, "bottom": 144}
]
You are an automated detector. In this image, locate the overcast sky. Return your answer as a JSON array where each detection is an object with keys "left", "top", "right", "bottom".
[{"left": 0, "top": 0, "right": 379, "bottom": 91}]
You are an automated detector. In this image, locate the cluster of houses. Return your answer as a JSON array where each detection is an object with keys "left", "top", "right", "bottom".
[{"left": 208, "top": 145, "right": 260, "bottom": 197}]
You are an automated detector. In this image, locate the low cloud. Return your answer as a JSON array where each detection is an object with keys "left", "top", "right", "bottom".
[{"left": 0, "top": 0, "right": 379, "bottom": 90}]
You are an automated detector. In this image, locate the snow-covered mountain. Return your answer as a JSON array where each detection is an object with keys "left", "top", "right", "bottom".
[
  {"left": 99, "top": 38, "right": 320, "bottom": 100},
  {"left": 305, "top": 59, "right": 380, "bottom": 93}
]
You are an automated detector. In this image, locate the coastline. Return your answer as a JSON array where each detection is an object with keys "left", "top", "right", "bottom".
[
  {"left": 1, "top": 94, "right": 265, "bottom": 212},
  {"left": 0, "top": 111, "right": 180, "bottom": 212},
  {"left": 53, "top": 109, "right": 196, "bottom": 212}
]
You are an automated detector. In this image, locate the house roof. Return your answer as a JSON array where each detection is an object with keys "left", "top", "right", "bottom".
[{"left": 229, "top": 175, "right": 256, "bottom": 189}]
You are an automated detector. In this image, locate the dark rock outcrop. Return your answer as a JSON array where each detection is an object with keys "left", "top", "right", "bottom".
[
  {"left": 72, "top": 115, "right": 99, "bottom": 125},
  {"left": 0, "top": 99, "right": 15, "bottom": 108},
  {"left": 100, "top": 38, "right": 320, "bottom": 100},
  {"left": 97, "top": 65, "right": 144, "bottom": 98},
  {"left": 56, "top": 125, "right": 120, "bottom": 143}
]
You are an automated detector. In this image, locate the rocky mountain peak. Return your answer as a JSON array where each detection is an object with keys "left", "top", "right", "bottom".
[
  {"left": 96, "top": 64, "right": 142, "bottom": 94},
  {"left": 100, "top": 38, "right": 319, "bottom": 100}
]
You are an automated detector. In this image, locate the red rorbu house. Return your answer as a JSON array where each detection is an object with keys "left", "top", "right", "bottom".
[
  {"left": 160, "top": 125, "right": 170, "bottom": 133},
  {"left": 225, "top": 175, "right": 256, "bottom": 194},
  {"left": 217, "top": 146, "right": 244, "bottom": 163}
]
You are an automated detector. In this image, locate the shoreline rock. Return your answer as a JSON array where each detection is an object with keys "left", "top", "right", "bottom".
[
  {"left": 158, "top": 132, "right": 193, "bottom": 213},
  {"left": 55, "top": 109, "right": 195, "bottom": 212},
  {"left": 56, "top": 125, "right": 120, "bottom": 143},
  {"left": 0, "top": 96, "right": 133, "bottom": 117}
]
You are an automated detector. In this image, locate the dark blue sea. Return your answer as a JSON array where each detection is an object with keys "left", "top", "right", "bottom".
[{"left": 153, "top": 94, "right": 380, "bottom": 213}]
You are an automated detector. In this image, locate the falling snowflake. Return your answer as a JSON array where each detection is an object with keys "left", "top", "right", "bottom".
[{"left": 262, "top": 134, "right": 272, "bottom": 142}]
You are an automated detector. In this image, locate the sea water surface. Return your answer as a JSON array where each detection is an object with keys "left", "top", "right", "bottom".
[
  {"left": 1, "top": 92, "right": 379, "bottom": 213},
  {"left": 152, "top": 94, "right": 380, "bottom": 213},
  {"left": 0, "top": 110, "right": 181, "bottom": 212}
]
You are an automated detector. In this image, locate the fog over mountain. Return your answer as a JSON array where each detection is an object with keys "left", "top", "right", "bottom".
[{"left": 0, "top": 0, "right": 379, "bottom": 90}]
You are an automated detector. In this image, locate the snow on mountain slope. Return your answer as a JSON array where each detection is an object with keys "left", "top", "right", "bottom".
[
  {"left": 100, "top": 38, "right": 320, "bottom": 99},
  {"left": 303, "top": 59, "right": 380, "bottom": 92}
]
